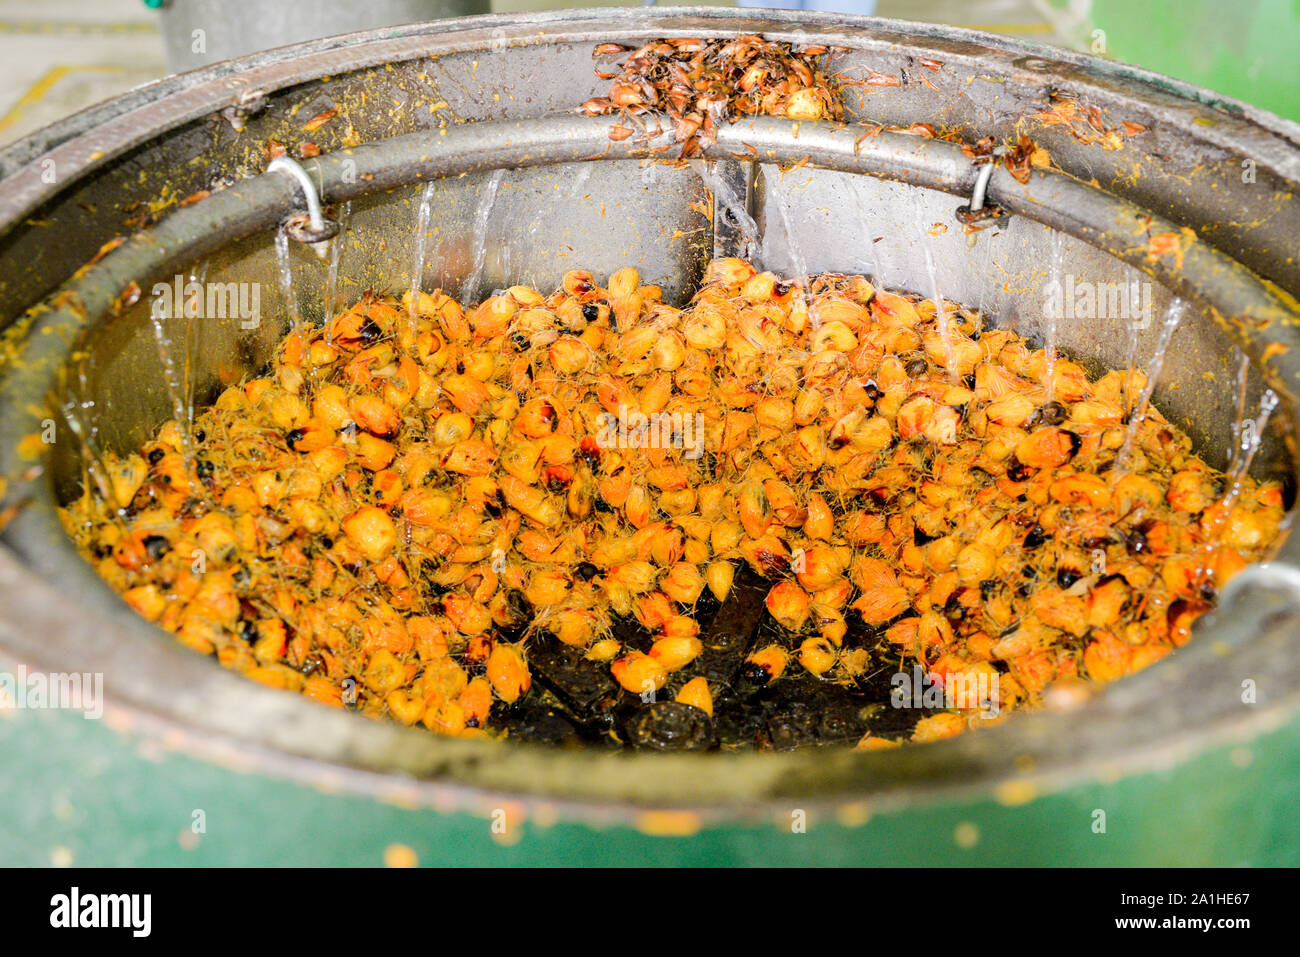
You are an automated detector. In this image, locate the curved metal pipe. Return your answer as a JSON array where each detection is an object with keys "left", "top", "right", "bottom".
[
  {"left": 267, "top": 155, "right": 339, "bottom": 253},
  {"left": 968, "top": 156, "right": 997, "bottom": 213}
]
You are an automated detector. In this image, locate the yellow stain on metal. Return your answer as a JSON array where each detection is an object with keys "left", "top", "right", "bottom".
[
  {"left": 954, "top": 821, "right": 980, "bottom": 848},
  {"left": 383, "top": 842, "right": 419, "bottom": 868},
  {"left": 634, "top": 810, "right": 703, "bottom": 837},
  {"left": 995, "top": 779, "right": 1039, "bottom": 806},
  {"left": 835, "top": 801, "right": 872, "bottom": 828},
  {"left": 0, "top": 65, "right": 123, "bottom": 137}
]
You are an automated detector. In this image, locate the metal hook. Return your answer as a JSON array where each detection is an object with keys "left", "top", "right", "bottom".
[
  {"left": 968, "top": 157, "right": 997, "bottom": 214},
  {"left": 955, "top": 147, "right": 1007, "bottom": 231},
  {"left": 268, "top": 155, "right": 339, "bottom": 256}
]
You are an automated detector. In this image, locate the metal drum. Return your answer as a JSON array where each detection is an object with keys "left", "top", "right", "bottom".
[{"left": 1, "top": 10, "right": 1298, "bottom": 853}]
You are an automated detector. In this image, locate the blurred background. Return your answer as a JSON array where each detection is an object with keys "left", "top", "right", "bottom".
[{"left": 0, "top": 0, "right": 1296, "bottom": 149}]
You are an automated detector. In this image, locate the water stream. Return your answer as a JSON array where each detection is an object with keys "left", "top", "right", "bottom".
[
  {"left": 920, "top": 239, "right": 957, "bottom": 385},
  {"left": 407, "top": 181, "right": 438, "bottom": 337},
  {"left": 275, "top": 228, "right": 303, "bottom": 337},
  {"left": 149, "top": 296, "right": 193, "bottom": 460},
  {"left": 1114, "top": 297, "right": 1186, "bottom": 472},
  {"left": 1044, "top": 231, "right": 1064, "bottom": 401},
  {"left": 323, "top": 200, "right": 351, "bottom": 334},
  {"left": 764, "top": 186, "right": 813, "bottom": 326},
  {"left": 462, "top": 169, "right": 505, "bottom": 304},
  {"left": 1222, "top": 387, "right": 1278, "bottom": 512}
]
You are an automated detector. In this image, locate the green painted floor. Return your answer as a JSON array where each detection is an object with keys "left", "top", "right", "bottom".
[
  {"left": 3, "top": 700, "right": 1298, "bottom": 866},
  {"left": 2, "top": 0, "right": 1298, "bottom": 866}
]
